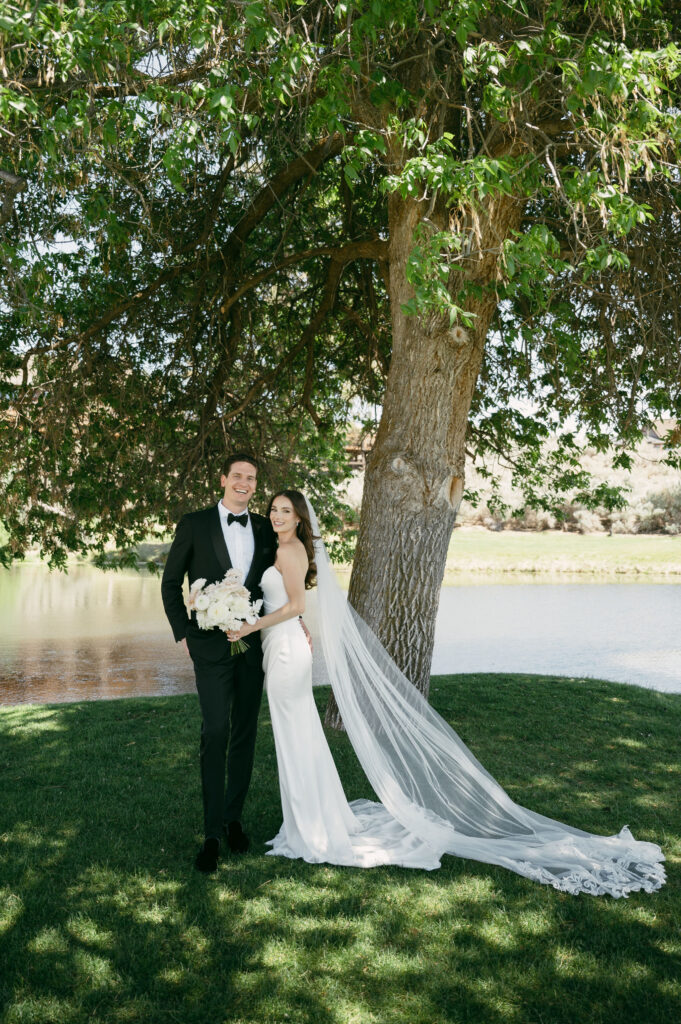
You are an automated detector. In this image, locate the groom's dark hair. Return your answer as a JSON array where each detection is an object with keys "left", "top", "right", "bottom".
[{"left": 221, "top": 452, "right": 259, "bottom": 476}]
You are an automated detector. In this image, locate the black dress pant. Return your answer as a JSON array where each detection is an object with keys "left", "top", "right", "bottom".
[{"left": 191, "top": 648, "right": 264, "bottom": 840}]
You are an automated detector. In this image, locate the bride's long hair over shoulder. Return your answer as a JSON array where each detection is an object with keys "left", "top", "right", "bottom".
[{"left": 266, "top": 489, "right": 318, "bottom": 589}]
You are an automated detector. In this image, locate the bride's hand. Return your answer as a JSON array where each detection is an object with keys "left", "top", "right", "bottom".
[{"left": 226, "top": 621, "right": 256, "bottom": 642}]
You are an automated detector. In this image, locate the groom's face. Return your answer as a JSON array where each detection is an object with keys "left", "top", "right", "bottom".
[{"left": 220, "top": 461, "right": 257, "bottom": 512}]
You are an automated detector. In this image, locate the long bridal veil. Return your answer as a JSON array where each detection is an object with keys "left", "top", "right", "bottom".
[{"left": 304, "top": 499, "right": 665, "bottom": 897}]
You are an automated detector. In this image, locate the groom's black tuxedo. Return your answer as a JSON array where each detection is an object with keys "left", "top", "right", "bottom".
[{"left": 161, "top": 504, "right": 276, "bottom": 840}]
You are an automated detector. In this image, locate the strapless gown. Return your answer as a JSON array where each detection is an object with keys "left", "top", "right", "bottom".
[{"left": 260, "top": 564, "right": 441, "bottom": 868}]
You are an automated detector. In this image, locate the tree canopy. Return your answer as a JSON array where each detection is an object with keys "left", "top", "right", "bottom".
[{"left": 1, "top": 0, "right": 680, "bottom": 685}]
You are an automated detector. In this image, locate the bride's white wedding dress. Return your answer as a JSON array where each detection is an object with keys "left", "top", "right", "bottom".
[
  {"left": 259, "top": 511, "right": 666, "bottom": 896},
  {"left": 261, "top": 565, "right": 441, "bottom": 867}
]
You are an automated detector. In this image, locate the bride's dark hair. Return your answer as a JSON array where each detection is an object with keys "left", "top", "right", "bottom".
[{"left": 266, "top": 490, "right": 318, "bottom": 589}]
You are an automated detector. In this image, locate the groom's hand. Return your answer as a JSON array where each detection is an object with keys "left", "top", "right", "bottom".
[{"left": 179, "top": 638, "right": 189, "bottom": 654}]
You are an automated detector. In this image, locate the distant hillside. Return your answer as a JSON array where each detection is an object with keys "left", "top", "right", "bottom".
[{"left": 343, "top": 427, "right": 681, "bottom": 535}]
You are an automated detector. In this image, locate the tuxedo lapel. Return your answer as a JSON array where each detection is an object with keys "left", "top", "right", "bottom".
[
  {"left": 209, "top": 506, "right": 231, "bottom": 575},
  {"left": 243, "top": 517, "right": 261, "bottom": 591}
]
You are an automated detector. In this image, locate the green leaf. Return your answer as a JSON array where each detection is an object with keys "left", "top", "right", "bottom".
[{"left": 245, "top": 2, "right": 265, "bottom": 26}]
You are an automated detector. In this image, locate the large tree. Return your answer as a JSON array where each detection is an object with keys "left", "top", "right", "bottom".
[{"left": 1, "top": 1, "right": 680, "bottom": 711}]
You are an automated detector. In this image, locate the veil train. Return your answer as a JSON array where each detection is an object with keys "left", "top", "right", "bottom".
[{"left": 304, "top": 498, "right": 665, "bottom": 897}]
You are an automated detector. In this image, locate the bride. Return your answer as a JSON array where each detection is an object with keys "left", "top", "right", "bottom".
[{"left": 228, "top": 490, "right": 666, "bottom": 897}]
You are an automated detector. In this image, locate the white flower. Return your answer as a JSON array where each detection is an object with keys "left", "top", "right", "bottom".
[
  {"left": 189, "top": 573, "right": 261, "bottom": 635},
  {"left": 213, "top": 599, "right": 232, "bottom": 621},
  {"left": 245, "top": 599, "right": 263, "bottom": 624},
  {"left": 229, "top": 594, "right": 250, "bottom": 616},
  {"left": 206, "top": 603, "right": 225, "bottom": 626},
  {"left": 218, "top": 577, "right": 243, "bottom": 594}
]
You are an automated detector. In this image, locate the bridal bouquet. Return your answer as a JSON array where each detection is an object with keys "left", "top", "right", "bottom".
[{"left": 187, "top": 568, "right": 263, "bottom": 654}]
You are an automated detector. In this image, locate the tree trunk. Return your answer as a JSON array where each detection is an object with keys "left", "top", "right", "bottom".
[{"left": 325, "top": 191, "right": 520, "bottom": 728}]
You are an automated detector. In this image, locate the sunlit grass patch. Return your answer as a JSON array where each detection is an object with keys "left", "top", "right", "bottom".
[
  {"left": 445, "top": 529, "right": 681, "bottom": 578},
  {"left": 0, "top": 889, "right": 24, "bottom": 935}
]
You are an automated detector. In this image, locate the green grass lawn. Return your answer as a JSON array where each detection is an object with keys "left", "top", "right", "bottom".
[
  {"left": 445, "top": 529, "right": 681, "bottom": 577},
  {"left": 1, "top": 675, "right": 679, "bottom": 1024}
]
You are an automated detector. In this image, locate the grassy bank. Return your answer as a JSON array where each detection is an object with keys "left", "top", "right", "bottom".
[
  {"left": 445, "top": 528, "right": 681, "bottom": 578},
  {"left": 1, "top": 676, "right": 679, "bottom": 1024},
  {"left": 6, "top": 524, "right": 681, "bottom": 578}
]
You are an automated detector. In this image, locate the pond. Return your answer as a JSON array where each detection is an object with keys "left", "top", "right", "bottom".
[{"left": 1, "top": 564, "right": 679, "bottom": 705}]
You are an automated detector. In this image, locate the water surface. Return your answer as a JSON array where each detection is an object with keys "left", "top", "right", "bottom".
[
  {"left": 432, "top": 582, "right": 681, "bottom": 693},
  {"left": 1, "top": 564, "right": 679, "bottom": 705}
]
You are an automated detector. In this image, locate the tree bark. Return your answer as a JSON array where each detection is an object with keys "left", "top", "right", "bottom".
[{"left": 325, "top": 190, "right": 521, "bottom": 728}]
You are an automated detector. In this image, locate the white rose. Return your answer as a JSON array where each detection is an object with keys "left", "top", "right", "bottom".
[
  {"left": 194, "top": 593, "right": 210, "bottom": 611},
  {"left": 206, "top": 603, "right": 225, "bottom": 626},
  {"left": 218, "top": 599, "right": 242, "bottom": 625},
  {"left": 230, "top": 595, "right": 250, "bottom": 616}
]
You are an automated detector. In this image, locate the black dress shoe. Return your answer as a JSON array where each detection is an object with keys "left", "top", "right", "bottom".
[
  {"left": 194, "top": 836, "right": 220, "bottom": 873},
  {"left": 225, "top": 820, "right": 250, "bottom": 853}
]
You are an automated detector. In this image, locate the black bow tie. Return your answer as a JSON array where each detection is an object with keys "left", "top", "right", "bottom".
[{"left": 227, "top": 512, "right": 248, "bottom": 527}]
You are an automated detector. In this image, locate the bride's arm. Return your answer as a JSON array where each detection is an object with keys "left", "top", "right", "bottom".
[{"left": 229, "top": 546, "right": 306, "bottom": 639}]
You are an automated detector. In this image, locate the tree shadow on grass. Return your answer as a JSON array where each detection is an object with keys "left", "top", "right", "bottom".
[{"left": 0, "top": 678, "right": 679, "bottom": 1024}]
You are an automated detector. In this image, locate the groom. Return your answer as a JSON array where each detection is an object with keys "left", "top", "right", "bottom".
[{"left": 161, "top": 453, "right": 276, "bottom": 873}]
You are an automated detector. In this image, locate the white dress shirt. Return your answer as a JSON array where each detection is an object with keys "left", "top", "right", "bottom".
[{"left": 217, "top": 501, "right": 255, "bottom": 582}]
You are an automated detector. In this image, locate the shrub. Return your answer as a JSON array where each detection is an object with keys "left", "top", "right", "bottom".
[{"left": 636, "top": 487, "right": 681, "bottom": 534}]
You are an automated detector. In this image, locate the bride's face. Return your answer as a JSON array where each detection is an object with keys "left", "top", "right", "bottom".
[{"left": 270, "top": 497, "right": 298, "bottom": 535}]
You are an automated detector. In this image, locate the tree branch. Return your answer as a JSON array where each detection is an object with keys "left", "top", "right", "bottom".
[
  {"left": 19, "top": 265, "right": 185, "bottom": 380},
  {"left": 219, "top": 239, "right": 388, "bottom": 314},
  {"left": 221, "top": 134, "right": 348, "bottom": 265},
  {"left": 222, "top": 244, "right": 380, "bottom": 423},
  {"left": 17, "top": 61, "right": 216, "bottom": 97}
]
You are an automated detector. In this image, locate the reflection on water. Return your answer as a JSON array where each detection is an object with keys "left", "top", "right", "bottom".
[
  {"left": 0, "top": 565, "right": 195, "bottom": 705},
  {"left": 2, "top": 563, "right": 166, "bottom": 640},
  {"left": 1, "top": 563, "right": 680, "bottom": 705},
  {"left": 1, "top": 635, "right": 196, "bottom": 705}
]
